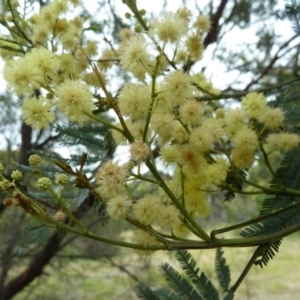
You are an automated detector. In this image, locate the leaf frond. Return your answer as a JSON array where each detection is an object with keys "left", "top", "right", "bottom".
[
  {"left": 55, "top": 124, "right": 109, "bottom": 150},
  {"left": 134, "top": 283, "right": 161, "bottom": 300},
  {"left": 224, "top": 167, "right": 247, "bottom": 201},
  {"left": 175, "top": 251, "right": 220, "bottom": 300},
  {"left": 154, "top": 288, "right": 182, "bottom": 300},
  {"left": 160, "top": 262, "right": 202, "bottom": 300},
  {"left": 253, "top": 240, "right": 282, "bottom": 268},
  {"left": 215, "top": 248, "right": 231, "bottom": 292},
  {"left": 285, "top": 0, "right": 300, "bottom": 34}
]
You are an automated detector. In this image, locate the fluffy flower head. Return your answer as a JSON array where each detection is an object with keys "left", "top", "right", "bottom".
[
  {"left": 194, "top": 15, "right": 211, "bottom": 32},
  {"left": 164, "top": 70, "right": 195, "bottom": 105},
  {"left": 205, "top": 158, "right": 229, "bottom": 185},
  {"left": 258, "top": 107, "right": 285, "bottom": 130},
  {"left": 241, "top": 92, "right": 267, "bottom": 119},
  {"left": 232, "top": 128, "right": 258, "bottom": 152},
  {"left": 56, "top": 79, "right": 94, "bottom": 123},
  {"left": 4, "top": 58, "right": 42, "bottom": 94},
  {"left": 231, "top": 147, "right": 255, "bottom": 169},
  {"left": 119, "top": 35, "right": 150, "bottom": 80},
  {"left": 133, "top": 195, "right": 161, "bottom": 225},
  {"left": 118, "top": 83, "right": 151, "bottom": 120},
  {"left": 224, "top": 109, "right": 248, "bottom": 134},
  {"left": 266, "top": 133, "right": 300, "bottom": 150},
  {"left": 96, "top": 160, "right": 129, "bottom": 186},
  {"left": 179, "top": 99, "right": 203, "bottom": 125},
  {"left": 150, "top": 12, "right": 187, "bottom": 44},
  {"left": 184, "top": 189, "right": 211, "bottom": 218},
  {"left": 22, "top": 96, "right": 55, "bottom": 129},
  {"left": 185, "top": 34, "right": 204, "bottom": 61},
  {"left": 189, "top": 127, "right": 214, "bottom": 153},
  {"left": 156, "top": 204, "right": 181, "bottom": 231},
  {"left": 26, "top": 47, "right": 60, "bottom": 78},
  {"left": 106, "top": 195, "right": 131, "bottom": 220},
  {"left": 130, "top": 141, "right": 149, "bottom": 162}
]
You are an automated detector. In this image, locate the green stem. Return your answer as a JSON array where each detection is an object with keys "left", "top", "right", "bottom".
[
  {"left": 83, "top": 111, "right": 124, "bottom": 132},
  {"left": 230, "top": 245, "right": 269, "bottom": 293},
  {"left": 129, "top": 173, "right": 160, "bottom": 185},
  {"left": 6, "top": 0, "right": 32, "bottom": 45},
  {"left": 92, "top": 64, "right": 134, "bottom": 143},
  {"left": 42, "top": 213, "right": 167, "bottom": 250},
  {"left": 259, "top": 143, "right": 284, "bottom": 189},
  {"left": 142, "top": 42, "right": 166, "bottom": 141},
  {"left": 196, "top": 77, "right": 300, "bottom": 101},
  {"left": 211, "top": 200, "right": 300, "bottom": 239},
  {"left": 232, "top": 172, "right": 300, "bottom": 196},
  {"left": 48, "top": 188, "right": 87, "bottom": 233},
  {"left": 123, "top": 0, "right": 177, "bottom": 70},
  {"left": 145, "top": 158, "right": 211, "bottom": 242},
  {"left": 222, "top": 183, "right": 264, "bottom": 195}
]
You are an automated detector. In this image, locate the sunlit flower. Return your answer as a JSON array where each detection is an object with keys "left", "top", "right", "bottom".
[
  {"left": 119, "top": 35, "right": 151, "bottom": 80},
  {"left": 150, "top": 12, "right": 187, "bottom": 44},
  {"left": 266, "top": 133, "right": 300, "bottom": 150},
  {"left": 242, "top": 92, "right": 266, "bottom": 119},
  {"left": 106, "top": 195, "right": 131, "bottom": 220},
  {"left": 56, "top": 79, "right": 94, "bottom": 122},
  {"left": 21, "top": 96, "right": 55, "bottom": 129},
  {"left": 4, "top": 58, "right": 42, "bottom": 94}
]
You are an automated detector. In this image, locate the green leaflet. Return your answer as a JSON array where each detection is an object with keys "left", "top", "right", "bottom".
[
  {"left": 224, "top": 166, "right": 247, "bottom": 201},
  {"left": 240, "top": 148, "right": 300, "bottom": 267},
  {"left": 134, "top": 283, "right": 161, "bottom": 300},
  {"left": 15, "top": 225, "right": 52, "bottom": 254},
  {"left": 160, "top": 263, "right": 202, "bottom": 300},
  {"left": 134, "top": 251, "right": 234, "bottom": 300},
  {"left": 55, "top": 124, "right": 109, "bottom": 150},
  {"left": 215, "top": 248, "right": 231, "bottom": 292},
  {"left": 176, "top": 250, "right": 219, "bottom": 300}
]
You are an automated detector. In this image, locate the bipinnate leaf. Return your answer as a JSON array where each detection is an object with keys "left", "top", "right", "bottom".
[
  {"left": 223, "top": 291, "right": 235, "bottom": 300},
  {"left": 215, "top": 248, "right": 231, "bottom": 292},
  {"left": 160, "top": 262, "right": 202, "bottom": 300},
  {"left": 154, "top": 288, "right": 182, "bottom": 300},
  {"left": 134, "top": 282, "right": 161, "bottom": 300},
  {"left": 175, "top": 250, "right": 219, "bottom": 300}
]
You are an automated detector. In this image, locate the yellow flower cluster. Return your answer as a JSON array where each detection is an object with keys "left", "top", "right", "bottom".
[
  {"left": 1, "top": 1, "right": 103, "bottom": 129},
  {"left": 2, "top": 1, "right": 300, "bottom": 253}
]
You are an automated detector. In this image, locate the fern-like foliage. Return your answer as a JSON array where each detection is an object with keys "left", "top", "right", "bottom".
[
  {"left": 160, "top": 263, "right": 202, "bottom": 300},
  {"left": 224, "top": 166, "right": 247, "bottom": 201},
  {"left": 268, "top": 80, "right": 300, "bottom": 132},
  {"left": 154, "top": 288, "right": 182, "bottom": 300},
  {"left": 176, "top": 251, "right": 220, "bottom": 300},
  {"left": 134, "top": 250, "right": 234, "bottom": 300},
  {"left": 240, "top": 148, "right": 300, "bottom": 266},
  {"left": 16, "top": 225, "right": 53, "bottom": 254},
  {"left": 55, "top": 124, "right": 109, "bottom": 151},
  {"left": 285, "top": 0, "right": 300, "bottom": 34},
  {"left": 215, "top": 248, "right": 231, "bottom": 293},
  {"left": 253, "top": 240, "right": 282, "bottom": 268},
  {"left": 134, "top": 283, "right": 161, "bottom": 300}
]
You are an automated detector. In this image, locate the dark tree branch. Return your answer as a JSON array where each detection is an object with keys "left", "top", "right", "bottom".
[
  {"left": 19, "top": 122, "right": 32, "bottom": 166},
  {"left": 183, "top": 0, "right": 229, "bottom": 72},
  {"left": 204, "top": 0, "right": 229, "bottom": 47},
  {"left": 244, "top": 33, "right": 299, "bottom": 90},
  {"left": 1, "top": 193, "right": 95, "bottom": 300},
  {"left": 34, "top": 134, "right": 61, "bottom": 150}
]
